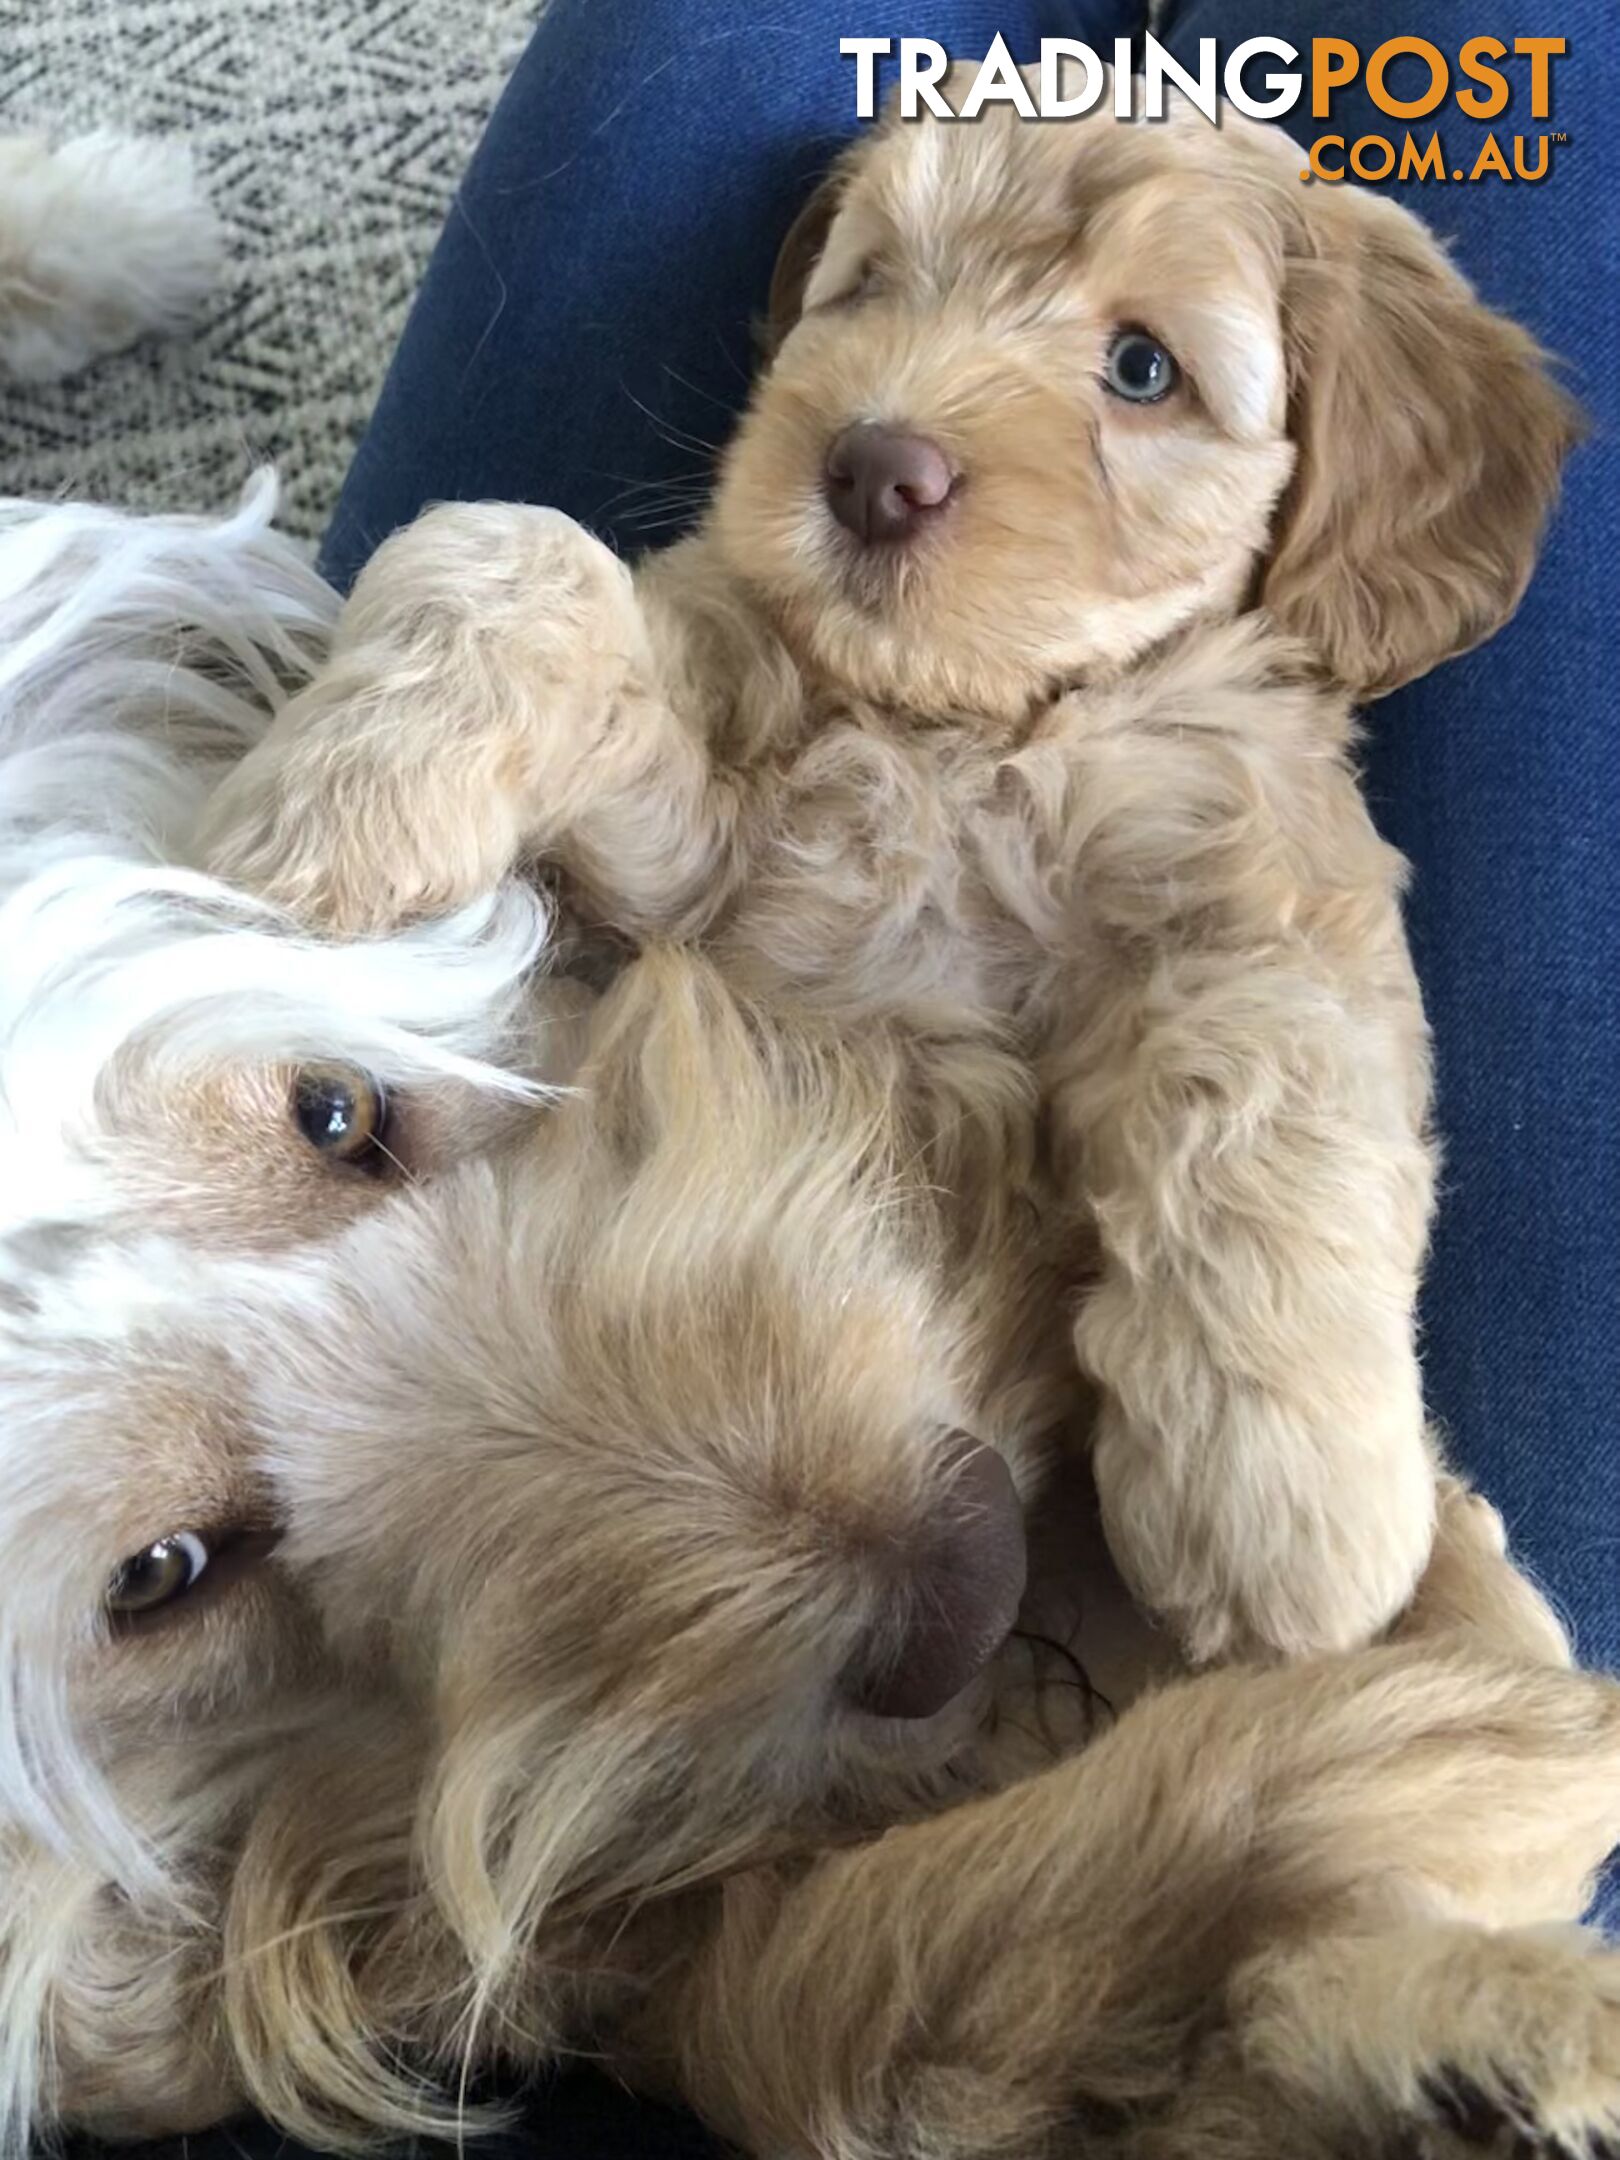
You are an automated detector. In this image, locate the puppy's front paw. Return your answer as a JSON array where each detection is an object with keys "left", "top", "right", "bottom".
[
  {"left": 1092, "top": 1394, "right": 1435, "bottom": 1664},
  {"left": 197, "top": 725, "right": 520, "bottom": 936},
  {"left": 198, "top": 500, "right": 642, "bottom": 935}
]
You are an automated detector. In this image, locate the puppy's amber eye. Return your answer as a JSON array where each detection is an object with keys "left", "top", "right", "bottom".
[
  {"left": 107, "top": 1531, "right": 209, "bottom": 1618},
  {"left": 291, "top": 1066, "right": 388, "bottom": 1168},
  {"left": 1103, "top": 327, "right": 1179, "bottom": 405}
]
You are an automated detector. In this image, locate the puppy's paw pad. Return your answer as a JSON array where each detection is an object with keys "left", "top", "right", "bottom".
[
  {"left": 1420, "top": 2065, "right": 1515, "bottom": 2143},
  {"left": 1412, "top": 1962, "right": 1620, "bottom": 2157}
]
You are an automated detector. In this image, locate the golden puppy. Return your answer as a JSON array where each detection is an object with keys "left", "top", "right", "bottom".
[{"left": 201, "top": 77, "right": 1579, "bottom": 1668}]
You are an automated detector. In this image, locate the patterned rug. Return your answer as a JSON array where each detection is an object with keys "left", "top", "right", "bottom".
[{"left": 0, "top": 0, "right": 538, "bottom": 543}]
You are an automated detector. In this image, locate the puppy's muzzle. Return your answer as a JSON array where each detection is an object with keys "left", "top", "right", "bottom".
[
  {"left": 823, "top": 423, "right": 956, "bottom": 546},
  {"left": 847, "top": 1440, "right": 1026, "bottom": 1720}
]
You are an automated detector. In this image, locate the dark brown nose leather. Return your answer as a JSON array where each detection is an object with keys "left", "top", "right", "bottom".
[
  {"left": 824, "top": 423, "right": 956, "bottom": 545},
  {"left": 848, "top": 1440, "right": 1026, "bottom": 1721}
]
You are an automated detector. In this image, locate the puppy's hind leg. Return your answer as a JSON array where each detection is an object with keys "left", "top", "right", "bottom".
[
  {"left": 653, "top": 1639, "right": 1620, "bottom": 2160},
  {"left": 1201, "top": 1493, "right": 1620, "bottom": 2160},
  {"left": 1230, "top": 1924, "right": 1620, "bottom": 2160}
]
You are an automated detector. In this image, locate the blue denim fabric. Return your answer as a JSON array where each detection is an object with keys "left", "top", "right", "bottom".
[{"left": 316, "top": 0, "right": 1619, "bottom": 1969}]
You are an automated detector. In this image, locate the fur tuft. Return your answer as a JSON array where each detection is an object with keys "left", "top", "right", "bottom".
[{"left": 0, "top": 132, "right": 225, "bottom": 382}]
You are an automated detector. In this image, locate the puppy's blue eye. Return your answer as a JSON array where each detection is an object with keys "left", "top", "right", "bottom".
[{"left": 1103, "top": 328, "right": 1179, "bottom": 404}]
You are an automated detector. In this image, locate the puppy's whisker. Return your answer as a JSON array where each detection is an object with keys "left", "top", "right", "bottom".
[
  {"left": 622, "top": 511, "right": 709, "bottom": 539},
  {"left": 606, "top": 488, "right": 714, "bottom": 522},
  {"left": 599, "top": 484, "right": 710, "bottom": 515},
  {"left": 710, "top": 327, "right": 754, "bottom": 390},
  {"left": 617, "top": 382, "right": 723, "bottom": 460},
  {"left": 592, "top": 469, "right": 712, "bottom": 504},
  {"left": 659, "top": 362, "right": 744, "bottom": 425}
]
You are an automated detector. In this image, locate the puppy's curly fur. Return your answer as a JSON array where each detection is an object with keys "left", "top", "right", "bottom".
[
  {"left": 204, "top": 77, "right": 1580, "bottom": 1666},
  {"left": 1, "top": 486, "right": 1619, "bottom": 2160}
]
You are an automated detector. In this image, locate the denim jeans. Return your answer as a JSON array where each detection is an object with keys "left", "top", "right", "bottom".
[{"left": 267, "top": 10, "right": 1618, "bottom": 2151}]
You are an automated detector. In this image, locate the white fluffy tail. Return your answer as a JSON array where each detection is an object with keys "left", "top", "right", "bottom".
[{"left": 0, "top": 131, "right": 224, "bottom": 382}]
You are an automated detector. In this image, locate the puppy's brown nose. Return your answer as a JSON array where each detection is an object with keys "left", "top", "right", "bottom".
[
  {"left": 849, "top": 1442, "right": 1026, "bottom": 1720},
  {"left": 823, "top": 424, "right": 955, "bottom": 545}
]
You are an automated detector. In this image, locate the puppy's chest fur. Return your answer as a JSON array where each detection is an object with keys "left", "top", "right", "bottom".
[
  {"left": 665, "top": 602, "right": 1377, "bottom": 1080},
  {"left": 713, "top": 698, "right": 1094, "bottom": 1048}
]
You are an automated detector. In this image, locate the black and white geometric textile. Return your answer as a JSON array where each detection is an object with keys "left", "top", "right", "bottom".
[{"left": 0, "top": 0, "right": 535, "bottom": 539}]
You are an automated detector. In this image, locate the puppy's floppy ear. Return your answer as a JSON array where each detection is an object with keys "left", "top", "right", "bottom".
[
  {"left": 1261, "top": 185, "right": 1583, "bottom": 698},
  {"left": 764, "top": 172, "right": 845, "bottom": 354}
]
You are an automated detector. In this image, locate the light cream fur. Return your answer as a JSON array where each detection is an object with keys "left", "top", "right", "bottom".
[
  {"left": 0, "top": 133, "right": 222, "bottom": 383},
  {"left": 202, "top": 80, "right": 1578, "bottom": 1666}
]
